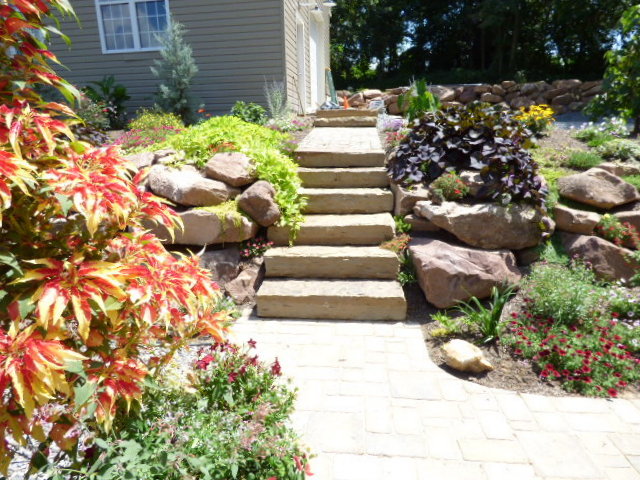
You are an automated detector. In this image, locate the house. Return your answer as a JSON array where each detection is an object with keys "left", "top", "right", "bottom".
[{"left": 52, "top": 0, "right": 334, "bottom": 115}]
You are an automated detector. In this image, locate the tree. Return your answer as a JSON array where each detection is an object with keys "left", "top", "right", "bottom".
[
  {"left": 0, "top": 1, "right": 228, "bottom": 474},
  {"left": 151, "top": 21, "right": 200, "bottom": 124},
  {"left": 587, "top": 4, "right": 640, "bottom": 136}
]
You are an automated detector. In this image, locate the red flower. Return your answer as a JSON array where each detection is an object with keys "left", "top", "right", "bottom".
[
  {"left": 228, "top": 371, "right": 238, "bottom": 383},
  {"left": 608, "top": 388, "right": 618, "bottom": 397},
  {"left": 248, "top": 338, "right": 257, "bottom": 349},
  {"left": 271, "top": 358, "right": 282, "bottom": 376}
]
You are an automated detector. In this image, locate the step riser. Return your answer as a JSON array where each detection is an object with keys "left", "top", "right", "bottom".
[
  {"left": 265, "top": 256, "right": 399, "bottom": 279},
  {"left": 257, "top": 297, "right": 406, "bottom": 320},
  {"left": 314, "top": 118, "right": 378, "bottom": 128},
  {"left": 268, "top": 225, "right": 394, "bottom": 246},
  {"left": 303, "top": 192, "right": 393, "bottom": 214},
  {"left": 297, "top": 152, "right": 385, "bottom": 168},
  {"left": 299, "top": 170, "right": 389, "bottom": 188}
]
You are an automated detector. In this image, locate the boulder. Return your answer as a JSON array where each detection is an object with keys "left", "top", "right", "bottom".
[
  {"left": 580, "top": 80, "right": 601, "bottom": 92},
  {"left": 551, "top": 93, "right": 574, "bottom": 105},
  {"left": 237, "top": 180, "right": 281, "bottom": 227},
  {"left": 410, "top": 238, "right": 521, "bottom": 309},
  {"left": 582, "top": 84, "right": 602, "bottom": 97},
  {"left": 480, "top": 92, "right": 503, "bottom": 103},
  {"left": 225, "top": 258, "right": 264, "bottom": 304},
  {"left": 553, "top": 205, "right": 601, "bottom": 235},
  {"left": 348, "top": 92, "right": 365, "bottom": 106},
  {"left": 473, "top": 84, "right": 492, "bottom": 94},
  {"left": 391, "top": 182, "right": 431, "bottom": 216},
  {"left": 501, "top": 80, "right": 517, "bottom": 90},
  {"left": 561, "top": 233, "right": 639, "bottom": 282},
  {"left": 413, "top": 201, "right": 550, "bottom": 250},
  {"left": 148, "top": 164, "right": 240, "bottom": 207},
  {"left": 430, "top": 85, "right": 456, "bottom": 102},
  {"left": 204, "top": 152, "right": 257, "bottom": 187},
  {"left": 459, "top": 170, "right": 484, "bottom": 196},
  {"left": 442, "top": 339, "right": 494, "bottom": 374},
  {"left": 362, "top": 89, "right": 383, "bottom": 99},
  {"left": 387, "top": 86, "right": 409, "bottom": 96},
  {"left": 388, "top": 102, "right": 402, "bottom": 115},
  {"left": 520, "top": 82, "right": 539, "bottom": 96},
  {"left": 553, "top": 79, "right": 582, "bottom": 90},
  {"left": 557, "top": 169, "right": 640, "bottom": 209},
  {"left": 384, "top": 94, "right": 399, "bottom": 106},
  {"left": 403, "top": 214, "right": 440, "bottom": 233},
  {"left": 147, "top": 209, "right": 258, "bottom": 245},
  {"left": 510, "top": 96, "right": 534, "bottom": 108},
  {"left": 458, "top": 87, "right": 477, "bottom": 103},
  {"left": 125, "top": 151, "right": 156, "bottom": 170},
  {"left": 491, "top": 85, "right": 506, "bottom": 96},
  {"left": 597, "top": 161, "right": 640, "bottom": 177},
  {"left": 613, "top": 201, "right": 640, "bottom": 231},
  {"left": 199, "top": 247, "right": 242, "bottom": 286}
]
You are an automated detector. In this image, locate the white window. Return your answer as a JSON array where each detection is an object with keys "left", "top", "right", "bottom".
[{"left": 95, "top": 0, "right": 170, "bottom": 53}]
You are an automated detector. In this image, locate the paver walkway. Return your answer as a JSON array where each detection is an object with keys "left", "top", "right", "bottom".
[{"left": 231, "top": 313, "right": 640, "bottom": 480}]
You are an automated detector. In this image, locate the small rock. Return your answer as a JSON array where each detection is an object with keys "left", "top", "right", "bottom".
[
  {"left": 558, "top": 168, "right": 640, "bottom": 209},
  {"left": 225, "top": 258, "right": 264, "bottom": 304},
  {"left": 554, "top": 205, "right": 601, "bottom": 235},
  {"left": 613, "top": 201, "right": 640, "bottom": 231},
  {"left": 442, "top": 339, "right": 494, "bottom": 374},
  {"left": 204, "top": 152, "right": 257, "bottom": 187},
  {"left": 403, "top": 214, "right": 440, "bottom": 233},
  {"left": 199, "top": 247, "right": 241, "bottom": 286},
  {"left": 392, "top": 182, "right": 431, "bottom": 216},
  {"left": 459, "top": 170, "right": 485, "bottom": 196},
  {"left": 491, "top": 85, "right": 506, "bottom": 96},
  {"left": 238, "top": 180, "right": 281, "bottom": 227}
]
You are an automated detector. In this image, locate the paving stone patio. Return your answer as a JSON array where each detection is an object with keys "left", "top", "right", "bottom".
[{"left": 231, "top": 312, "right": 640, "bottom": 480}]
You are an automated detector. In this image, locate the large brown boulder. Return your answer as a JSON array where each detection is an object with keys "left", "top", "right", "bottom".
[
  {"left": 597, "top": 162, "right": 640, "bottom": 177},
  {"left": 430, "top": 85, "right": 456, "bottom": 102},
  {"left": 554, "top": 205, "right": 601, "bottom": 235},
  {"left": 413, "top": 201, "right": 550, "bottom": 250},
  {"left": 558, "top": 169, "right": 640, "bottom": 209},
  {"left": 613, "top": 201, "right": 640, "bottom": 232},
  {"left": 409, "top": 238, "right": 521, "bottom": 309},
  {"left": 147, "top": 209, "right": 258, "bottom": 245},
  {"left": 561, "top": 233, "right": 639, "bottom": 282},
  {"left": 204, "top": 152, "right": 257, "bottom": 187},
  {"left": 237, "top": 180, "right": 281, "bottom": 227},
  {"left": 148, "top": 164, "right": 240, "bottom": 207}
]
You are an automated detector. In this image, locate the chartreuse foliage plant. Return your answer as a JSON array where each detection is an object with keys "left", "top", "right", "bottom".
[
  {"left": 0, "top": 1, "right": 231, "bottom": 475},
  {"left": 148, "top": 116, "right": 306, "bottom": 234}
]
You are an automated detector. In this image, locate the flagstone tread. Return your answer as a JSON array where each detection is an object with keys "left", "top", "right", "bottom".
[
  {"left": 301, "top": 188, "right": 393, "bottom": 214},
  {"left": 298, "top": 167, "right": 389, "bottom": 188},
  {"left": 268, "top": 213, "right": 396, "bottom": 246},
  {"left": 256, "top": 279, "right": 407, "bottom": 321},
  {"left": 264, "top": 246, "right": 399, "bottom": 279}
]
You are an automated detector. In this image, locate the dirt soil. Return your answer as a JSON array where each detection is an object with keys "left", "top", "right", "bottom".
[
  {"left": 406, "top": 284, "right": 639, "bottom": 399},
  {"left": 536, "top": 128, "right": 589, "bottom": 153}
]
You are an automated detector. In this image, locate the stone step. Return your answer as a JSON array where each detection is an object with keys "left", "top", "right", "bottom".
[
  {"left": 296, "top": 151, "right": 385, "bottom": 168},
  {"left": 301, "top": 188, "right": 393, "bottom": 214},
  {"left": 298, "top": 167, "right": 389, "bottom": 188},
  {"left": 256, "top": 279, "right": 407, "bottom": 320},
  {"left": 264, "top": 246, "right": 399, "bottom": 279},
  {"left": 268, "top": 213, "right": 395, "bottom": 246},
  {"left": 314, "top": 117, "right": 378, "bottom": 128}
]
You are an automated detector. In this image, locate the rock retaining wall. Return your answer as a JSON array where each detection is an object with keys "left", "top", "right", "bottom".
[{"left": 337, "top": 79, "right": 603, "bottom": 115}]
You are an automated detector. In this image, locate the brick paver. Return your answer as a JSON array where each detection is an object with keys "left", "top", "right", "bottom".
[
  {"left": 297, "top": 127, "right": 383, "bottom": 154},
  {"left": 231, "top": 313, "right": 640, "bottom": 480}
]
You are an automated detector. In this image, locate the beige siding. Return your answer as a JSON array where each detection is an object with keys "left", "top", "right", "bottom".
[{"left": 52, "top": 0, "right": 285, "bottom": 115}]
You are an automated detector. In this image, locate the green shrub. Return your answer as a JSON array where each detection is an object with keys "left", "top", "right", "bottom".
[
  {"left": 54, "top": 341, "right": 312, "bottom": 480},
  {"left": 430, "top": 171, "right": 470, "bottom": 201},
  {"left": 84, "top": 75, "right": 130, "bottom": 129},
  {"left": 231, "top": 101, "right": 268, "bottom": 125},
  {"left": 129, "top": 109, "right": 185, "bottom": 130},
  {"left": 521, "top": 263, "right": 604, "bottom": 326},
  {"left": 573, "top": 128, "right": 616, "bottom": 147},
  {"left": 455, "top": 286, "right": 516, "bottom": 343},
  {"left": 398, "top": 78, "right": 441, "bottom": 122},
  {"left": 566, "top": 151, "right": 604, "bottom": 170},
  {"left": 596, "top": 139, "right": 640, "bottom": 162},
  {"left": 147, "top": 116, "right": 305, "bottom": 234}
]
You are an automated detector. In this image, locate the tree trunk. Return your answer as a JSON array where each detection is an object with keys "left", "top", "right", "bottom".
[{"left": 633, "top": 116, "right": 640, "bottom": 138}]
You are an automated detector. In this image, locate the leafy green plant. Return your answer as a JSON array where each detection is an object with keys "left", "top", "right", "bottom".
[
  {"left": 84, "top": 75, "right": 131, "bottom": 129},
  {"left": 431, "top": 311, "right": 463, "bottom": 336},
  {"left": 231, "top": 101, "right": 268, "bottom": 125},
  {"left": 566, "top": 151, "right": 604, "bottom": 170},
  {"left": 537, "top": 236, "right": 570, "bottom": 265},
  {"left": 585, "top": 4, "right": 640, "bottom": 136},
  {"left": 455, "top": 285, "right": 515, "bottom": 343},
  {"left": 147, "top": 116, "right": 305, "bottom": 235},
  {"left": 430, "top": 171, "right": 470, "bottom": 201},
  {"left": 622, "top": 174, "right": 640, "bottom": 191},
  {"left": 394, "top": 215, "right": 412, "bottom": 234},
  {"left": 129, "top": 109, "right": 185, "bottom": 130},
  {"left": 387, "top": 102, "right": 546, "bottom": 216},
  {"left": 151, "top": 21, "right": 201, "bottom": 125},
  {"left": 380, "top": 234, "right": 416, "bottom": 285},
  {"left": 521, "top": 263, "right": 604, "bottom": 326},
  {"left": 398, "top": 78, "right": 441, "bottom": 122},
  {"left": 76, "top": 93, "right": 110, "bottom": 130},
  {"left": 596, "top": 138, "right": 640, "bottom": 162}
]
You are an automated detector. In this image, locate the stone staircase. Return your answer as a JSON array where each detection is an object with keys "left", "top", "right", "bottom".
[{"left": 256, "top": 126, "right": 407, "bottom": 321}]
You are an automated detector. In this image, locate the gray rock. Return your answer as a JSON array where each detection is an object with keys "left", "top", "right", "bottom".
[
  {"left": 391, "top": 182, "right": 431, "bottom": 216},
  {"left": 558, "top": 169, "right": 640, "bottom": 209},
  {"left": 459, "top": 170, "right": 485, "bottom": 196},
  {"left": 147, "top": 208, "right": 258, "bottom": 245},
  {"left": 199, "top": 247, "right": 242, "bottom": 286},
  {"left": 148, "top": 164, "right": 240, "bottom": 207},
  {"left": 413, "top": 201, "right": 551, "bottom": 250},
  {"left": 204, "top": 152, "right": 257, "bottom": 187},
  {"left": 554, "top": 205, "right": 601, "bottom": 235},
  {"left": 238, "top": 180, "right": 281, "bottom": 227},
  {"left": 410, "top": 238, "right": 521, "bottom": 309},
  {"left": 561, "top": 233, "right": 639, "bottom": 282}
]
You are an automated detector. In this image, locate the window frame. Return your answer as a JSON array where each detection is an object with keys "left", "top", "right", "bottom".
[{"left": 94, "top": 0, "right": 170, "bottom": 54}]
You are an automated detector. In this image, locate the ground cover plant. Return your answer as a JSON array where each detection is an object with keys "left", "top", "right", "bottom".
[
  {"left": 113, "top": 110, "right": 185, "bottom": 151},
  {"left": 146, "top": 115, "right": 306, "bottom": 235}
]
